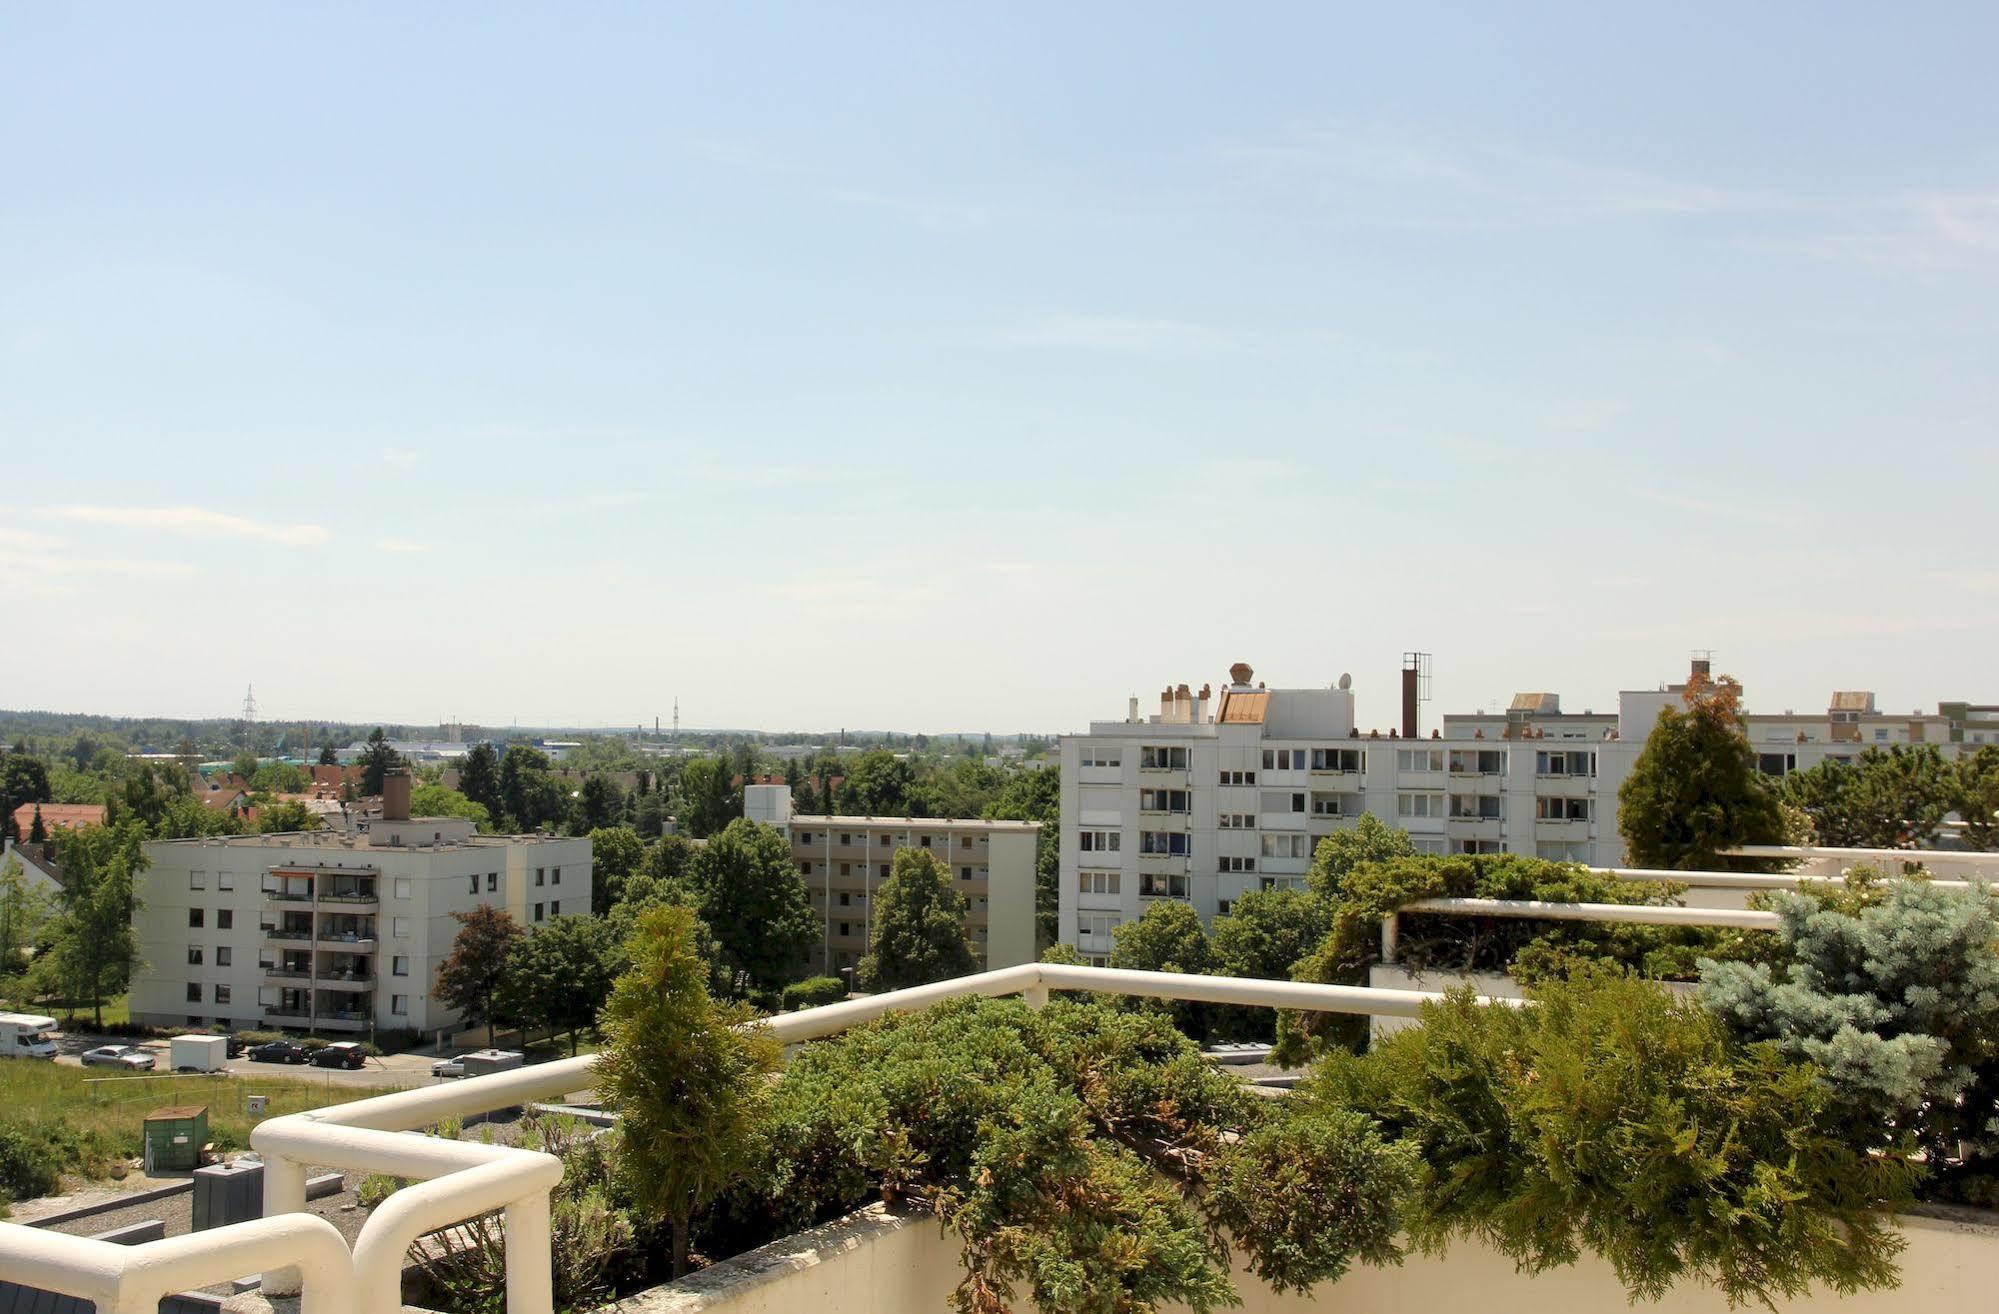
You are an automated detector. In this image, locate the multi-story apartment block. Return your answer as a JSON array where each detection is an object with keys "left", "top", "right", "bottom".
[
  {"left": 131, "top": 772, "right": 590, "bottom": 1036},
  {"left": 1059, "top": 660, "right": 1984, "bottom": 962},
  {"left": 746, "top": 785, "right": 1039, "bottom": 975}
]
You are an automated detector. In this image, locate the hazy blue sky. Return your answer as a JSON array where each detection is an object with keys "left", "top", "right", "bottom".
[{"left": 3, "top": 5, "right": 1995, "bottom": 733}]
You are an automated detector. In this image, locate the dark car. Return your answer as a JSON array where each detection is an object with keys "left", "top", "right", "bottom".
[
  {"left": 248, "top": 1040, "right": 309, "bottom": 1064},
  {"left": 310, "top": 1042, "right": 368, "bottom": 1070}
]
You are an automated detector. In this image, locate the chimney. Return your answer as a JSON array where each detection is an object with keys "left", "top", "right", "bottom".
[
  {"left": 1127, "top": 696, "right": 1140, "bottom": 723},
  {"left": 1691, "top": 655, "right": 1712, "bottom": 679},
  {"left": 1229, "top": 662, "right": 1254, "bottom": 688},
  {"left": 382, "top": 768, "right": 413, "bottom": 822},
  {"left": 1400, "top": 666, "right": 1419, "bottom": 739}
]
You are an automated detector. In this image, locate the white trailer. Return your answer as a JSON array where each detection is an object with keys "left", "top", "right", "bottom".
[{"left": 170, "top": 1034, "right": 228, "bottom": 1072}]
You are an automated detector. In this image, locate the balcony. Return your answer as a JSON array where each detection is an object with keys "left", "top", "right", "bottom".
[
  {"left": 317, "top": 886, "right": 379, "bottom": 905},
  {"left": 315, "top": 932, "right": 377, "bottom": 952},
  {"left": 263, "top": 965, "right": 312, "bottom": 981},
  {"left": 317, "top": 974, "right": 373, "bottom": 992},
  {"left": 262, "top": 926, "right": 312, "bottom": 942},
  {"left": 263, "top": 887, "right": 314, "bottom": 903},
  {"left": 311, "top": 1011, "right": 371, "bottom": 1032},
  {"left": 262, "top": 1005, "right": 312, "bottom": 1021}
]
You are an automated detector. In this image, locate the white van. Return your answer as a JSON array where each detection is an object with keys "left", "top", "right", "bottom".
[{"left": 0, "top": 1013, "right": 60, "bottom": 1059}]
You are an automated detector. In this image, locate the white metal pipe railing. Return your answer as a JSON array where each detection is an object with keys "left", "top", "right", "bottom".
[
  {"left": 1723, "top": 844, "right": 1999, "bottom": 875},
  {"left": 1381, "top": 898, "right": 1782, "bottom": 964},
  {"left": 0, "top": 1213, "right": 354, "bottom": 1314},
  {"left": 1585, "top": 864, "right": 1971, "bottom": 890}
]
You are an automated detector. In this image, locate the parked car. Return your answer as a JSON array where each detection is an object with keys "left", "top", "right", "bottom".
[
  {"left": 80, "top": 1044, "right": 156, "bottom": 1070},
  {"left": 430, "top": 1058, "right": 465, "bottom": 1080},
  {"left": 248, "top": 1040, "right": 310, "bottom": 1065},
  {"left": 311, "top": 1042, "right": 368, "bottom": 1070}
]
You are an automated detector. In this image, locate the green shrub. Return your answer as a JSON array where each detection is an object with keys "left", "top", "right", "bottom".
[
  {"left": 358, "top": 1172, "right": 403, "bottom": 1208},
  {"left": 780, "top": 977, "right": 846, "bottom": 1011},
  {"left": 0, "top": 1121, "right": 64, "bottom": 1200},
  {"left": 232, "top": 1029, "right": 284, "bottom": 1048},
  {"left": 732, "top": 996, "right": 1408, "bottom": 1313},
  {"left": 1303, "top": 970, "right": 1913, "bottom": 1308},
  {"left": 1700, "top": 879, "right": 1999, "bottom": 1201},
  {"left": 298, "top": 1036, "right": 329, "bottom": 1051}
]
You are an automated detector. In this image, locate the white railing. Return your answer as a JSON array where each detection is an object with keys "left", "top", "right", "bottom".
[
  {"left": 1585, "top": 864, "right": 1971, "bottom": 890},
  {"left": 0, "top": 963, "right": 1523, "bottom": 1314},
  {"left": 1381, "top": 897, "right": 1781, "bottom": 963},
  {"left": 1722, "top": 845, "right": 1999, "bottom": 878}
]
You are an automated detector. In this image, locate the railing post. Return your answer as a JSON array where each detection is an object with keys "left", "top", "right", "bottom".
[
  {"left": 1380, "top": 913, "right": 1399, "bottom": 965},
  {"left": 1023, "top": 983, "right": 1049, "bottom": 1010},
  {"left": 259, "top": 1151, "right": 308, "bottom": 1295},
  {"left": 504, "top": 1191, "right": 553, "bottom": 1314}
]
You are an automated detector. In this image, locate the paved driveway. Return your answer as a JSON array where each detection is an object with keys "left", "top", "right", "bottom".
[{"left": 49, "top": 1030, "right": 445, "bottom": 1088}]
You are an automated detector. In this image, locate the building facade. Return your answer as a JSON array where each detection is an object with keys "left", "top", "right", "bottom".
[
  {"left": 131, "top": 781, "right": 590, "bottom": 1036},
  {"left": 1058, "top": 660, "right": 1983, "bottom": 962},
  {"left": 746, "top": 786, "right": 1039, "bottom": 975}
]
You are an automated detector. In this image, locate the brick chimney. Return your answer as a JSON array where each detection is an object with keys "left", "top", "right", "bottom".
[{"left": 382, "top": 768, "right": 413, "bottom": 822}]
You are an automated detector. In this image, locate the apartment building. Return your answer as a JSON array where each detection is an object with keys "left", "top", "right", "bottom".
[
  {"left": 130, "top": 773, "right": 590, "bottom": 1036},
  {"left": 745, "top": 785, "right": 1039, "bottom": 976},
  {"left": 1058, "top": 660, "right": 1982, "bottom": 961}
]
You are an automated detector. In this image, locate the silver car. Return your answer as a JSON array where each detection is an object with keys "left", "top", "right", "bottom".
[{"left": 80, "top": 1044, "right": 156, "bottom": 1070}]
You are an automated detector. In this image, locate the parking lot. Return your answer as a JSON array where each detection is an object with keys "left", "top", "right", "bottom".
[{"left": 49, "top": 1029, "right": 449, "bottom": 1089}]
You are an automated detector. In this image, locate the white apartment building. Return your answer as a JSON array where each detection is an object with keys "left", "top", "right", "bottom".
[
  {"left": 1058, "top": 660, "right": 1983, "bottom": 962},
  {"left": 131, "top": 774, "right": 590, "bottom": 1036},
  {"left": 747, "top": 785, "right": 1040, "bottom": 976}
]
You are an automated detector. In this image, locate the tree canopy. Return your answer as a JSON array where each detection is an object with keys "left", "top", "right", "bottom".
[
  {"left": 1780, "top": 744, "right": 1961, "bottom": 848},
  {"left": 1617, "top": 670, "right": 1784, "bottom": 869},
  {"left": 434, "top": 905, "right": 525, "bottom": 1031},
  {"left": 689, "top": 818, "right": 817, "bottom": 995},
  {"left": 856, "top": 848, "right": 976, "bottom": 991}
]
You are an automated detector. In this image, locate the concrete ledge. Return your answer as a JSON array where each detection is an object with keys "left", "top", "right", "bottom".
[
  {"left": 601, "top": 1205, "right": 929, "bottom": 1313},
  {"left": 24, "top": 1179, "right": 194, "bottom": 1228}
]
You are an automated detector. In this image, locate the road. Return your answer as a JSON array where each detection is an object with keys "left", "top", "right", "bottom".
[{"left": 50, "top": 1029, "right": 448, "bottom": 1089}]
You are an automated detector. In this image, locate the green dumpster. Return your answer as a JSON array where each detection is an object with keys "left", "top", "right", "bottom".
[{"left": 143, "top": 1105, "right": 209, "bottom": 1172}]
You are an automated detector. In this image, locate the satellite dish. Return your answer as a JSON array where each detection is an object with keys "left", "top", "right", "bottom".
[{"left": 1338, "top": 673, "right": 1352, "bottom": 690}]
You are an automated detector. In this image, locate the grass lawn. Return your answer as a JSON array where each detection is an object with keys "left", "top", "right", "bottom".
[
  {"left": 0, "top": 990, "right": 133, "bottom": 1031},
  {"left": 0, "top": 1058, "right": 411, "bottom": 1182}
]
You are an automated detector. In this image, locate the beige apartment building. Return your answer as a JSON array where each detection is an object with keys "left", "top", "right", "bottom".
[
  {"left": 130, "top": 773, "right": 590, "bottom": 1037},
  {"left": 745, "top": 785, "right": 1039, "bottom": 976}
]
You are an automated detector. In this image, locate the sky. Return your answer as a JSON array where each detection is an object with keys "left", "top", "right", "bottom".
[{"left": 2, "top": 4, "right": 1996, "bottom": 736}]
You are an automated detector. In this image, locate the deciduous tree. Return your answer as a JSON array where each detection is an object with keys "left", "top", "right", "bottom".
[
  {"left": 856, "top": 849, "right": 976, "bottom": 991},
  {"left": 435, "top": 905, "right": 524, "bottom": 1035},
  {"left": 499, "top": 915, "right": 618, "bottom": 1054},
  {"left": 690, "top": 819, "right": 816, "bottom": 995}
]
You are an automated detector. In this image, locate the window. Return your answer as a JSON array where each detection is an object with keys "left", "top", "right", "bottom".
[
  {"left": 1139, "top": 872, "right": 1190, "bottom": 899},
  {"left": 1449, "top": 795, "right": 1503, "bottom": 820},
  {"left": 1396, "top": 748, "right": 1444, "bottom": 773},
  {"left": 1757, "top": 753, "right": 1797, "bottom": 778},
  {"left": 1216, "top": 813, "right": 1255, "bottom": 829},
  {"left": 187, "top": 945, "right": 203, "bottom": 965},
  {"left": 1219, "top": 856, "right": 1256, "bottom": 873},
  {"left": 190, "top": 871, "right": 206, "bottom": 890},
  {"left": 1077, "top": 830, "right": 1121, "bottom": 853},
  {"left": 393, "top": 955, "right": 409, "bottom": 976},
  {"left": 550, "top": 900, "right": 560, "bottom": 916},
  {"left": 839, "top": 834, "right": 852, "bottom": 846},
  {"left": 1535, "top": 797, "right": 1593, "bottom": 822},
  {"left": 1218, "top": 900, "right": 1233, "bottom": 916},
  {"left": 1257, "top": 791, "right": 1307, "bottom": 814},
  {"left": 1311, "top": 794, "right": 1358, "bottom": 817},
  {"left": 215, "top": 985, "right": 232, "bottom": 1006},
  {"left": 186, "top": 983, "right": 202, "bottom": 1002},
  {"left": 535, "top": 868, "right": 545, "bottom": 887},
  {"left": 1139, "top": 831, "right": 1190, "bottom": 856},
  {"left": 553, "top": 867, "right": 563, "bottom": 885},
  {"left": 799, "top": 860, "right": 812, "bottom": 875},
  {"left": 534, "top": 903, "right": 545, "bottom": 922},
  {"left": 216, "top": 946, "right": 232, "bottom": 967},
  {"left": 1080, "top": 747, "right": 1122, "bottom": 768},
  {"left": 1140, "top": 789, "right": 1190, "bottom": 812},
  {"left": 960, "top": 867, "right": 972, "bottom": 880},
  {"left": 1262, "top": 748, "right": 1307, "bottom": 771},
  {"left": 1078, "top": 870, "right": 1120, "bottom": 895},
  {"left": 1534, "top": 750, "right": 1596, "bottom": 777},
  {"left": 218, "top": 872, "right": 234, "bottom": 891},
  {"left": 1874, "top": 729, "right": 1889, "bottom": 741},
  {"left": 189, "top": 908, "right": 204, "bottom": 928},
  {"left": 838, "top": 921, "right": 852, "bottom": 938},
  {"left": 878, "top": 863, "right": 889, "bottom": 879},
  {"left": 390, "top": 877, "right": 410, "bottom": 900},
  {"left": 1396, "top": 793, "right": 1444, "bottom": 819},
  {"left": 1455, "top": 839, "right": 1502, "bottom": 855},
  {"left": 920, "top": 835, "right": 932, "bottom": 848},
  {"left": 838, "top": 891, "right": 851, "bottom": 907},
  {"left": 392, "top": 917, "right": 411, "bottom": 937},
  {"left": 1259, "top": 833, "right": 1311, "bottom": 859},
  {"left": 469, "top": 874, "right": 479, "bottom": 894},
  {"left": 218, "top": 909, "right": 233, "bottom": 930},
  {"left": 1140, "top": 746, "right": 1188, "bottom": 770},
  {"left": 1310, "top": 748, "right": 1363, "bottom": 773},
  {"left": 798, "top": 831, "right": 812, "bottom": 845},
  {"left": 392, "top": 994, "right": 408, "bottom": 1016},
  {"left": 486, "top": 872, "right": 498, "bottom": 892},
  {"left": 960, "top": 836, "right": 973, "bottom": 850},
  {"left": 1449, "top": 750, "right": 1506, "bottom": 774},
  {"left": 1077, "top": 912, "right": 1121, "bottom": 942}
]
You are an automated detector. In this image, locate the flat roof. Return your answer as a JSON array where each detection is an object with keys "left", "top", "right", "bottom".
[{"left": 791, "top": 815, "right": 1041, "bottom": 831}]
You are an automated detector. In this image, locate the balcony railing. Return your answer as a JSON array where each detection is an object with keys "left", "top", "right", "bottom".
[
  {"left": 263, "top": 967, "right": 312, "bottom": 980},
  {"left": 263, "top": 890, "right": 313, "bottom": 902},
  {"left": 263, "top": 928, "right": 312, "bottom": 941}
]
